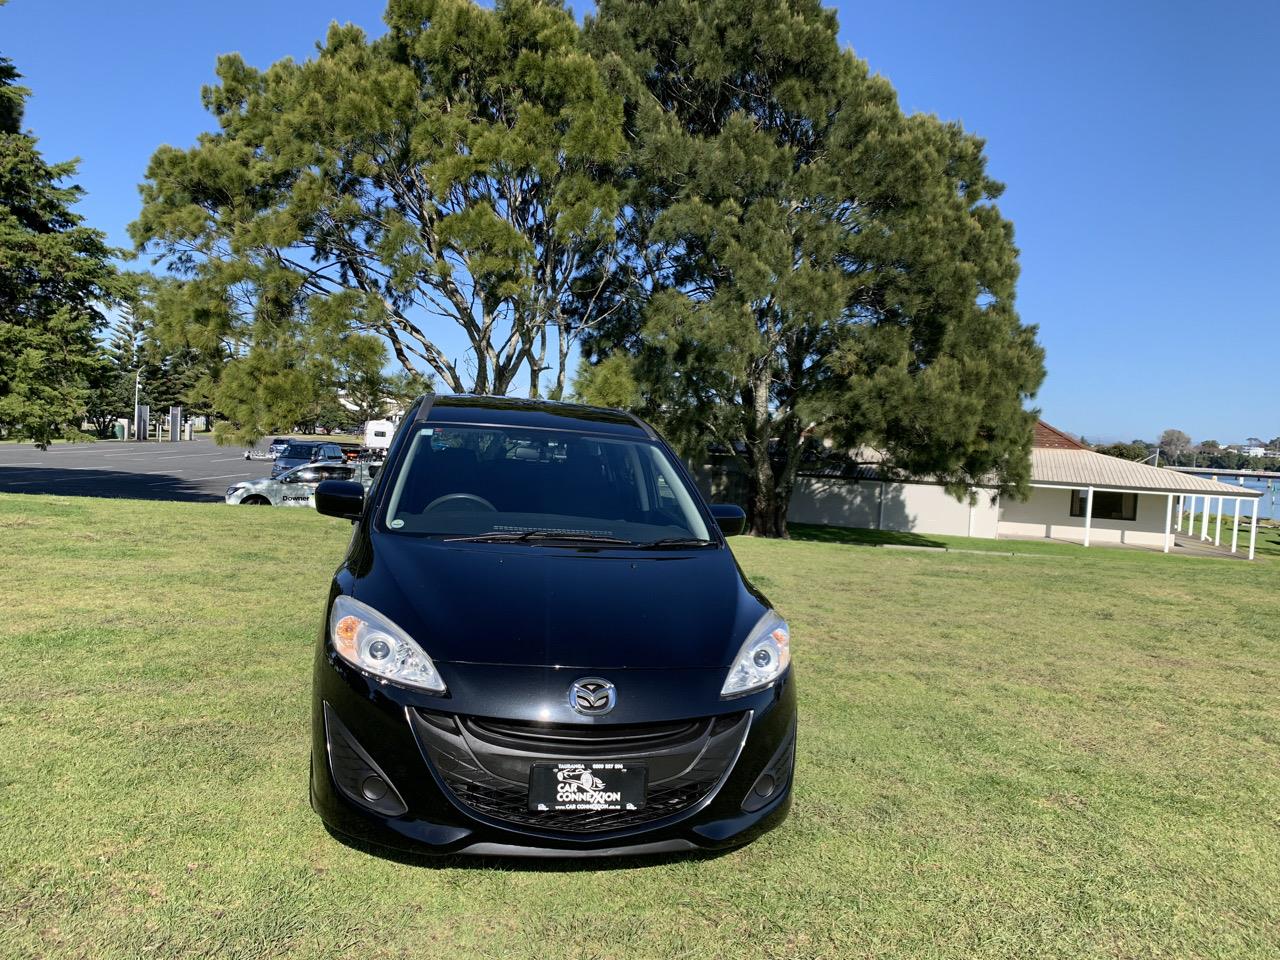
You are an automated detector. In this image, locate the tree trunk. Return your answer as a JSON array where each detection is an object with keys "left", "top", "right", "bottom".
[
  {"left": 748, "top": 475, "right": 790, "bottom": 538},
  {"left": 551, "top": 320, "right": 570, "bottom": 401},
  {"left": 740, "top": 383, "right": 805, "bottom": 539},
  {"left": 743, "top": 444, "right": 801, "bottom": 538},
  {"left": 741, "top": 364, "right": 792, "bottom": 538}
]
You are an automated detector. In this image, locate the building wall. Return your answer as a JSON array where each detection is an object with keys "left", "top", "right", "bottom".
[
  {"left": 786, "top": 476, "right": 1001, "bottom": 538},
  {"left": 997, "top": 487, "right": 1171, "bottom": 546}
]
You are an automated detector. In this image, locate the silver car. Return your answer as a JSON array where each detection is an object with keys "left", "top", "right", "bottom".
[
  {"left": 271, "top": 440, "right": 347, "bottom": 479},
  {"left": 226, "top": 460, "right": 380, "bottom": 507}
]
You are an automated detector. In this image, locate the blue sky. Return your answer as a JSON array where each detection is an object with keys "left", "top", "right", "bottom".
[{"left": 4, "top": 0, "right": 1277, "bottom": 443}]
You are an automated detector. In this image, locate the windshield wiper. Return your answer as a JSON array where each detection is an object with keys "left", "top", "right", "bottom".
[
  {"left": 442, "top": 530, "right": 636, "bottom": 545},
  {"left": 636, "top": 537, "right": 718, "bottom": 549}
]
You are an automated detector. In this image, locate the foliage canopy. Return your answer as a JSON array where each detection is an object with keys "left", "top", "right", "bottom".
[
  {"left": 133, "top": 0, "right": 627, "bottom": 433},
  {"left": 578, "top": 0, "right": 1045, "bottom": 535},
  {"left": 0, "top": 49, "right": 117, "bottom": 447}
]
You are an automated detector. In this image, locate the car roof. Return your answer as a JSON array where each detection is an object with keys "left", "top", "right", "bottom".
[{"left": 422, "top": 395, "right": 650, "bottom": 438}]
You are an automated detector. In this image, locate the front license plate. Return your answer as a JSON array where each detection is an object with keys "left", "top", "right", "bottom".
[{"left": 528, "top": 762, "right": 647, "bottom": 812}]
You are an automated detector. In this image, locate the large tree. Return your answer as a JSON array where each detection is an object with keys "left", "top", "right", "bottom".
[
  {"left": 0, "top": 48, "right": 117, "bottom": 447},
  {"left": 578, "top": 0, "right": 1045, "bottom": 536},
  {"left": 1095, "top": 439, "right": 1151, "bottom": 462},
  {"left": 1159, "top": 429, "right": 1191, "bottom": 463},
  {"left": 132, "top": 0, "right": 627, "bottom": 406}
]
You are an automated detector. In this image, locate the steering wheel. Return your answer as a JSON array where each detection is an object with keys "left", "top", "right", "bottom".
[{"left": 424, "top": 493, "right": 497, "bottom": 513}]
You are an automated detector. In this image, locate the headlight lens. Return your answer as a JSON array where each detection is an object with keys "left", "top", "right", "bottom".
[
  {"left": 721, "top": 611, "right": 791, "bottom": 698},
  {"left": 328, "top": 595, "right": 446, "bottom": 693}
]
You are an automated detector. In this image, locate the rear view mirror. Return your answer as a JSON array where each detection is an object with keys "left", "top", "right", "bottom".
[
  {"left": 316, "top": 480, "right": 365, "bottom": 521},
  {"left": 710, "top": 503, "right": 747, "bottom": 537}
]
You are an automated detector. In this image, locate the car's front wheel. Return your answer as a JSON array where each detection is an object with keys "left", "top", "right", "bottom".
[{"left": 241, "top": 495, "right": 270, "bottom": 506}]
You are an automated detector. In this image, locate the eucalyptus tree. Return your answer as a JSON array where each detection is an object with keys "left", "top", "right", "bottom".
[
  {"left": 133, "top": 0, "right": 627, "bottom": 404},
  {"left": 580, "top": 0, "right": 1045, "bottom": 536}
]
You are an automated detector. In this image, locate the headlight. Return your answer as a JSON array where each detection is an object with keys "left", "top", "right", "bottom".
[
  {"left": 720, "top": 611, "right": 791, "bottom": 698},
  {"left": 328, "top": 595, "right": 446, "bottom": 693},
  {"left": 226, "top": 484, "right": 245, "bottom": 496}
]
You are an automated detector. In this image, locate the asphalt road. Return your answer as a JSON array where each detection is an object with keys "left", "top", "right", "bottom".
[{"left": 0, "top": 437, "right": 272, "bottom": 502}]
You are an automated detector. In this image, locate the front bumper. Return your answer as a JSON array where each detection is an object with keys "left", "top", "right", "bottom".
[{"left": 310, "top": 643, "right": 796, "bottom": 857}]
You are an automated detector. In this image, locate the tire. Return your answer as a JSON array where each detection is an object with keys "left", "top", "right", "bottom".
[{"left": 241, "top": 495, "right": 271, "bottom": 506}]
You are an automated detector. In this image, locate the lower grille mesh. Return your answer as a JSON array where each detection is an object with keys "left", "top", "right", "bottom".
[{"left": 411, "top": 710, "right": 748, "bottom": 834}]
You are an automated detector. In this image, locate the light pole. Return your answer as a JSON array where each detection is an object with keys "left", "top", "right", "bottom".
[{"left": 133, "top": 368, "right": 143, "bottom": 440}]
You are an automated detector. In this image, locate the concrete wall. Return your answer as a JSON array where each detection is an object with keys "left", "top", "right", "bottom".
[
  {"left": 997, "top": 487, "right": 1171, "bottom": 546},
  {"left": 786, "top": 476, "right": 1001, "bottom": 538}
]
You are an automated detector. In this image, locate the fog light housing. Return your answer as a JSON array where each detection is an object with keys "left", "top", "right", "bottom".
[
  {"left": 361, "top": 775, "right": 390, "bottom": 803},
  {"left": 741, "top": 721, "right": 795, "bottom": 813},
  {"left": 323, "top": 703, "right": 408, "bottom": 817}
]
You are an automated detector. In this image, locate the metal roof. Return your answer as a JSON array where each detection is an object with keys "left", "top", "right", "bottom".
[{"left": 1030, "top": 448, "right": 1262, "bottom": 497}]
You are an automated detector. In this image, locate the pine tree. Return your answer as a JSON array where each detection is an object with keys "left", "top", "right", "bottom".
[
  {"left": 0, "top": 50, "right": 118, "bottom": 447},
  {"left": 580, "top": 0, "right": 1045, "bottom": 536},
  {"left": 132, "top": 0, "right": 627, "bottom": 403}
]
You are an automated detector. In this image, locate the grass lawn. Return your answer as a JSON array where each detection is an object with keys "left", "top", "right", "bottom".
[{"left": 2, "top": 494, "right": 1277, "bottom": 959}]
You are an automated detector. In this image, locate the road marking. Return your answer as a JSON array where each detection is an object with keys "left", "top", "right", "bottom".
[{"left": 0, "top": 462, "right": 42, "bottom": 467}]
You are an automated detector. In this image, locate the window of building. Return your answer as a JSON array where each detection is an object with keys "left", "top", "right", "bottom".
[{"left": 1069, "top": 489, "right": 1137, "bottom": 521}]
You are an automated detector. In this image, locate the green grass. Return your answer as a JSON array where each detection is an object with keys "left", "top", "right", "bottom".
[{"left": 2, "top": 494, "right": 1278, "bottom": 959}]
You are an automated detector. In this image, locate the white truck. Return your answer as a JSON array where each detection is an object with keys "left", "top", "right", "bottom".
[{"left": 364, "top": 419, "right": 395, "bottom": 456}]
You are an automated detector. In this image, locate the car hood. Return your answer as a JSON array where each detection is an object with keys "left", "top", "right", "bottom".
[{"left": 351, "top": 536, "right": 768, "bottom": 670}]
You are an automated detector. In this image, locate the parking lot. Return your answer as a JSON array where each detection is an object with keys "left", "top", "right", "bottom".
[{"left": 0, "top": 437, "right": 272, "bottom": 502}]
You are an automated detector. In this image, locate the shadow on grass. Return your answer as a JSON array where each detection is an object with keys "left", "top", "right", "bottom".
[
  {"left": 1246, "top": 523, "right": 1280, "bottom": 559},
  {"left": 786, "top": 523, "right": 947, "bottom": 550},
  {"left": 323, "top": 824, "right": 733, "bottom": 872}
]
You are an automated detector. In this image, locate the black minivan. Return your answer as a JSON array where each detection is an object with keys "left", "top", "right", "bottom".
[{"left": 311, "top": 395, "right": 795, "bottom": 857}]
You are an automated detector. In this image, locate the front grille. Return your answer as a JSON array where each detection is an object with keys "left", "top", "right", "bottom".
[{"left": 411, "top": 709, "right": 749, "bottom": 834}]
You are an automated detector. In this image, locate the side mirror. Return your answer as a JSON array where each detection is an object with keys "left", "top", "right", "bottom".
[
  {"left": 710, "top": 503, "right": 747, "bottom": 537},
  {"left": 315, "top": 479, "right": 365, "bottom": 521}
]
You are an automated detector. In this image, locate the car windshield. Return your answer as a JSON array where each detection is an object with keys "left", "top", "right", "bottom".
[
  {"left": 282, "top": 444, "right": 315, "bottom": 459},
  {"left": 382, "top": 424, "right": 712, "bottom": 544}
]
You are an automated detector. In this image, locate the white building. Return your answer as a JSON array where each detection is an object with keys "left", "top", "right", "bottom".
[{"left": 785, "top": 421, "right": 1265, "bottom": 558}]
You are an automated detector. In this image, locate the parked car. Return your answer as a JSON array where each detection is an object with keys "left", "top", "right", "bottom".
[
  {"left": 268, "top": 436, "right": 292, "bottom": 458},
  {"left": 308, "top": 395, "right": 795, "bottom": 857},
  {"left": 227, "top": 460, "right": 381, "bottom": 507},
  {"left": 271, "top": 440, "right": 346, "bottom": 478}
]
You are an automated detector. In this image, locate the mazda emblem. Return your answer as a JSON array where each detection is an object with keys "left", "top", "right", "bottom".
[{"left": 569, "top": 677, "right": 616, "bottom": 716}]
